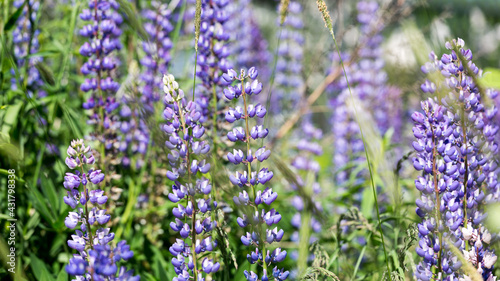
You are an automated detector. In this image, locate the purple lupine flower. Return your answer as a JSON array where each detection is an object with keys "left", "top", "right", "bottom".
[
  {"left": 62, "top": 139, "right": 139, "bottom": 280},
  {"left": 162, "top": 74, "right": 219, "bottom": 280},
  {"left": 226, "top": 0, "right": 271, "bottom": 83},
  {"left": 140, "top": 1, "right": 175, "bottom": 110},
  {"left": 329, "top": 1, "right": 402, "bottom": 187},
  {"left": 114, "top": 2, "right": 177, "bottom": 168},
  {"left": 272, "top": 1, "right": 304, "bottom": 116},
  {"left": 413, "top": 38, "right": 499, "bottom": 280},
  {"left": 79, "top": 0, "right": 123, "bottom": 150},
  {"left": 194, "top": 0, "right": 232, "bottom": 124},
  {"left": 223, "top": 67, "right": 288, "bottom": 280},
  {"left": 11, "top": 0, "right": 46, "bottom": 101}
]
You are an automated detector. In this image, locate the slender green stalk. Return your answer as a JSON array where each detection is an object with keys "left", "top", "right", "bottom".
[
  {"left": 192, "top": 0, "right": 202, "bottom": 101},
  {"left": 351, "top": 245, "right": 367, "bottom": 280},
  {"left": 298, "top": 211, "right": 311, "bottom": 275},
  {"left": 241, "top": 77, "right": 266, "bottom": 275}
]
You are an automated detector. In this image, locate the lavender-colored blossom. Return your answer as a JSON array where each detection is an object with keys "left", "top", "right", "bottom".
[
  {"left": 162, "top": 74, "right": 219, "bottom": 280},
  {"left": 227, "top": 0, "right": 271, "bottom": 82},
  {"left": 63, "top": 139, "right": 139, "bottom": 280},
  {"left": 223, "top": 67, "right": 288, "bottom": 280},
  {"left": 140, "top": 1, "right": 175, "bottom": 110},
  {"left": 11, "top": 0, "right": 46, "bottom": 101},
  {"left": 329, "top": 1, "right": 402, "bottom": 186},
  {"left": 272, "top": 1, "right": 304, "bottom": 115},
  {"left": 194, "top": 0, "right": 232, "bottom": 124},
  {"left": 79, "top": 0, "right": 123, "bottom": 150},
  {"left": 413, "top": 38, "right": 499, "bottom": 280}
]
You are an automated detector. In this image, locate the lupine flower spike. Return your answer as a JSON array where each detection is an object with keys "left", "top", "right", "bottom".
[
  {"left": 162, "top": 74, "right": 220, "bottom": 280},
  {"left": 194, "top": 0, "right": 232, "bottom": 124},
  {"left": 227, "top": 0, "right": 271, "bottom": 82},
  {"left": 330, "top": 1, "right": 402, "bottom": 187},
  {"left": 63, "top": 140, "right": 139, "bottom": 280},
  {"left": 223, "top": 67, "right": 289, "bottom": 281},
  {"left": 413, "top": 38, "right": 498, "bottom": 280},
  {"left": 11, "top": 0, "right": 46, "bottom": 103},
  {"left": 80, "top": 0, "right": 123, "bottom": 151},
  {"left": 273, "top": 1, "right": 304, "bottom": 116}
]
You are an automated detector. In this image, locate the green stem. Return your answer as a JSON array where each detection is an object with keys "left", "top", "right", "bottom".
[
  {"left": 241, "top": 78, "right": 267, "bottom": 274},
  {"left": 175, "top": 99, "right": 198, "bottom": 280},
  {"left": 298, "top": 211, "right": 311, "bottom": 275}
]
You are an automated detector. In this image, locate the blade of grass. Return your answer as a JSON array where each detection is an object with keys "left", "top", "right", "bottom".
[
  {"left": 192, "top": 0, "right": 201, "bottom": 100},
  {"left": 56, "top": 0, "right": 81, "bottom": 87},
  {"left": 351, "top": 245, "right": 367, "bottom": 280}
]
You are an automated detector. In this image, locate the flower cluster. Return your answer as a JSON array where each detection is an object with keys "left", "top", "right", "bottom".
[
  {"left": 227, "top": 0, "right": 271, "bottom": 82},
  {"left": 79, "top": 0, "right": 123, "bottom": 149},
  {"left": 195, "top": 0, "right": 232, "bottom": 124},
  {"left": 140, "top": 1, "right": 175, "bottom": 110},
  {"left": 273, "top": 1, "right": 304, "bottom": 116},
  {"left": 162, "top": 74, "right": 219, "bottom": 280},
  {"left": 223, "top": 67, "right": 289, "bottom": 281},
  {"left": 11, "top": 0, "right": 46, "bottom": 101},
  {"left": 413, "top": 38, "right": 499, "bottom": 280},
  {"left": 289, "top": 122, "right": 323, "bottom": 265},
  {"left": 63, "top": 139, "right": 139, "bottom": 280},
  {"left": 111, "top": 1, "right": 176, "bottom": 168},
  {"left": 330, "top": 1, "right": 402, "bottom": 186}
]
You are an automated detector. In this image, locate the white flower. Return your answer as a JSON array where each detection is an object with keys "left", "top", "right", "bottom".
[
  {"left": 462, "top": 224, "right": 473, "bottom": 241},
  {"left": 482, "top": 230, "right": 492, "bottom": 244},
  {"left": 463, "top": 248, "right": 477, "bottom": 265},
  {"left": 475, "top": 238, "right": 482, "bottom": 249},
  {"left": 483, "top": 251, "right": 497, "bottom": 269}
]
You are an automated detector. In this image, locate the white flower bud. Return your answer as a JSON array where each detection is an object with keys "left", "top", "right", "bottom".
[
  {"left": 483, "top": 252, "right": 497, "bottom": 269},
  {"left": 462, "top": 224, "right": 473, "bottom": 241},
  {"left": 482, "top": 230, "right": 492, "bottom": 244}
]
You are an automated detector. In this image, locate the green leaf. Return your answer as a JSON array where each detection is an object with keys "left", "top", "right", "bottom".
[
  {"left": 141, "top": 273, "right": 157, "bottom": 281},
  {"left": 148, "top": 243, "right": 170, "bottom": 279},
  {"left": 29, "top": 185, "right": 55, "bottom": 224},
  {"left": 480, "top": 68, "right": 500, "bottom": 89},
  {"left": 58, "top": 100, "right": 83, "bottom": 139},
  {"left": 56, "top": 267, "right": 68, "bottom": 281},
  {"left": 49, "top": 234, "right": 65, "bottom": 257},
  {"left": 0, "top": 143, "right": 21, "bottom": 161},
  {"left": 156, "top": 258, "right": 168, "bottom": 281},
  {"left": 34, "top": 61, "right": 56, "bottom": 86},
  {"left": 29, "top": 253, "right": 56, "bottom": 281},
  {"left": 1, "top": 102, "right": 22, "bottom": 134},
  {"left": 4, "top": 0, "right": 26, "bottom": 31},
  {"left": 40, "top": 175, "right": 60, "bottom": 216},
  {"left": 26, "top": 50, "right": 61, "bottom": 59},
  {"left": 0, "top": 213, "right": 12, "bottom": 220}
]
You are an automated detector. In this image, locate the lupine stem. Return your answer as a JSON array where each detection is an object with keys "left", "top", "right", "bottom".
[
  {"left": 176, "top": 99, "right": 199, "bottom": 280},
  {"left": 429, "top": 126, "right": 443, "bottom": 272},
  {"left": 80, "top": 165, "right": 94, "bottom": 249}
]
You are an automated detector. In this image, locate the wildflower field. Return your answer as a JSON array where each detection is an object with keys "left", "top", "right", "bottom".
[{"left": 3, "top": 0, "right": 500, "bottom": 280}]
